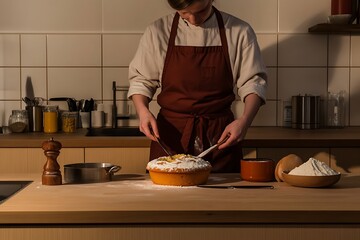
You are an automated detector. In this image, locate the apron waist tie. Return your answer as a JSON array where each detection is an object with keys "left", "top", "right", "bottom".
[{"left": 159, "top": 108, "right": 233, "bottom": 152}]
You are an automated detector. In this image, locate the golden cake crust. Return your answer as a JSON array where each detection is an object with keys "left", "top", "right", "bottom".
[{"left": 147, "top": 154, "right": 212, "bottom": 186}]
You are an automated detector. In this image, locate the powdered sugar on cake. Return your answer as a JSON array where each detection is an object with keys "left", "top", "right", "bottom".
[{"left": 147, "top": 154, "right": 211, "bottom": 172}]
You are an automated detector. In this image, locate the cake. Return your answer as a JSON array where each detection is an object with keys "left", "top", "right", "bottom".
[{"left": 146, "top": 154, "right": 212, "bottom": 186}]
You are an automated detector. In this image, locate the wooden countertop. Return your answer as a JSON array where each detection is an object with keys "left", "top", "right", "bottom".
[
  {"left": 0, "top": 173, "right": 359, "bottom": 224},
  {"left": 1, "top": 127, "right": 360, "bottom": 148}
]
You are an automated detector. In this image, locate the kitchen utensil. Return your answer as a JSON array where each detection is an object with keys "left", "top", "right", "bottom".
[
  {"left": 241, "top": 158, "right": 275, "bottom": 182},
  {"left": 150, "top": 128, "right": 173, "bottom": 158},
  {"left": 49, "top": 97, "right": 71, "bottom": 111},
  {"left": 291, "top": 95, "right": 321, "bottom": 129},
  {"left": 64, "top": 163, "right": 121, "bottom": 184},
  {"left": 327, "top": 91, "right": 346, "bottom": 128},
  {"left": 26, "top": 105, "right": 43, "bottom": 132},
  {"left": 25, "top": 76, "right": 35, "bottom": 103},
  {"left": 197, "top": 134, "right": 230, "bottom": 158},
  {"left": 22, "top": 97, "right": 33, "bottom": 106},
  {"left": 197, "top": 185, "right": 274, "bottom": 189},
  {"left": 282, "top": 171, "right": 341, "bottom": 188},
  {"left": 67, "top": 98, "right": 78, "bottom": 111}
]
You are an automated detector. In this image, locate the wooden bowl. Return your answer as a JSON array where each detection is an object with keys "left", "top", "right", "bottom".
[
  {"left": 241, "top": 158, "right": 275, "bottom": 182},
  {"left": 275, "top": 154, "right": 303, "bottom": 182},
  {"left": 282, "top": 171, "right": 341, "bottom": 188}
]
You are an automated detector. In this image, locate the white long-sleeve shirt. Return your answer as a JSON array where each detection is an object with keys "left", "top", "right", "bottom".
[{"left": 128, "top": 10, "right": 267, "bottom": 103}]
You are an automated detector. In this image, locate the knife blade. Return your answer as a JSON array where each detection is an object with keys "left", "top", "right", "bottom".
[
  {"left": 25, "top": 76, "right": 35, "bottom": 102},
  {"left": 197, "top": 185, "right": 274, "bottom": 189}
]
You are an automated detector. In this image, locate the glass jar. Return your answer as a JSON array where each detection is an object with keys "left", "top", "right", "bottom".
[
  {"left": 61, "top": 111, "right": 78, "bottom": 133},
  {"left": 43, "top": 105, "right": 59, "bottom": 133},
  {"left": 8, "top": 110, "right": 29, "bottom": 133}
]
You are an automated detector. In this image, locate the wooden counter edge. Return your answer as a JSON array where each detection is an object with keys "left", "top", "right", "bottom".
[{"left": 0, "top": 210, "right": 359, "bottom": 224}]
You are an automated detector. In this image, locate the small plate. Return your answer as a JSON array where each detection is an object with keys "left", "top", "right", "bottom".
[{"left": 282, "top": 171, "right": 341, "bottom": 188}]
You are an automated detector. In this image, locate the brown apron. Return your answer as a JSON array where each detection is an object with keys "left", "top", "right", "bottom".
[{"left": 150, "top": 7, "right": 242, "bottom": 173}]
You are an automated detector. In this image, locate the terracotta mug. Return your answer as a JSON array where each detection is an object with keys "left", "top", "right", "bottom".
[{"left": 241, "top": 158, "right": 275, "bottom": 182}]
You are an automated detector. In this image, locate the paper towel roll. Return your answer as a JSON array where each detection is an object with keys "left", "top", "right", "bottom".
[
  {"left": 103, "top": 103, "right": 113, "bottom": 127},
  {"left": 91, "top": 111, "right": 104, "bottom": 128},
  {"left": 80, "top": 112, "right": 90, "bottom": 128},
  {"left": 96, "top": 103, "right": 104, "bottom": 112}
]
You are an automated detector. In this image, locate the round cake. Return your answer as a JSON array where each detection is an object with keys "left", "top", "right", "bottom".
[{"left": 147, "top": 154, "right": 212, "bottom": 186}]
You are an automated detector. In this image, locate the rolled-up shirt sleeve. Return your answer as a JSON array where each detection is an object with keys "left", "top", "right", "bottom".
[
  {"left": 236, "top": 40, "right": 267, "bottom": 104},
  {"left": 128, "top": 27, "right": 162, "bottom": 100},
  {"left": 232, "top": 24, "right": 267, "bottom": 104}
]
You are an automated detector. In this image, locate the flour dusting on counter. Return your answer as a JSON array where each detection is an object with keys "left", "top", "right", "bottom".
[
  {"left": 289, "top": 158, "right": 339, "bottom": 176},
  {"left": 107, "top": 180, "right": 197, "bottom": 190}
]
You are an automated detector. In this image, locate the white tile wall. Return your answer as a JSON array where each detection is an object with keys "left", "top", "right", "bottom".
[
  {"left": 47, "top": 68, "right": 102, "bottom": 99},
  {"left": 329, "top": 35, "right": 350, "bottom": 66},
  {"left": 279, "top": 0, "right": 329, "bottom": 33},
  {"left": 21, "top": 68, "right": 47, "bottom": 99},
  {"left": 102, "top": 0, "right": 172, "bottom": 32},
  {"left": 47, "top": 35, "right": 101, "bottom": 66},
  {"left": 0, "top": 0, "right": 102, "bottom": 32},
  {"left": 103, "top": 34, "right": 142, "bottom": 66},
  {"left": 0, "top": 0, "right": 360, "bottom": 127},
  {"left": 0, "top": 68, "right": 20, "bottom": 99},
  {"left": 21, "top": 35, "right": 47, "bottom": 66},
  {"left": 215, "top": 0, "right": 278, "bottom": 33},
  {"left": 278, "top": 34, "right": 327, "bottom": 66},
  {"left": 0, "top": 35, "right": 20, "bottom": 66},
  {"left": 351, "top": 36, "right": 360, "bottom": 66}
]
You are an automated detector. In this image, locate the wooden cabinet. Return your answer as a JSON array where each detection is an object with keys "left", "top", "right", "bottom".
[
  {"left": 0, "top": 147, "right": 149, "bottom": 175},
  {"left": 0, "top": 148, "right": 84, "bottom": 176},
  {"left": 330, "top": 148, "right": 360, "bottom": 173},
  {"left": 256, "top": 148, "right": 331, "bottom": 165}
]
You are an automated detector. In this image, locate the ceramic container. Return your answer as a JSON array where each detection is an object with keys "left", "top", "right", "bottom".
[{"left": 241, "top": 158, "right": 275, "bottom": 182}]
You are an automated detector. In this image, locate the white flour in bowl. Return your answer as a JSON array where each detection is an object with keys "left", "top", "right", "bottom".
[{"left": 288, "top": 157, "right": 338, "bottom": 176}]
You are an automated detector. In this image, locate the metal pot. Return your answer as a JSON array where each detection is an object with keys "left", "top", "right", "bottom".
[
  {"left": 64, "top": 163, "right": 121, "bottom": 184},
  {"left": 291, "top": 95, "right": 321, "bottom": 129}
]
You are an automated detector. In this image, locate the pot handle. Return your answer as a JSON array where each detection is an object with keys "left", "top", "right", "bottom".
[{"left": 107, "top": 165, "right": 121, "bottom": 175}]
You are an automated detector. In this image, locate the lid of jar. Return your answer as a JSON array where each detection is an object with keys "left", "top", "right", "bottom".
[
  {"left": 43, "top": 105, "right": 59, "bottom": 111},
  {"left": 62, "top": 111, "right": 78, "bottom": 115},
  {"left": 12, "top": 109, "right": 27, "bottom": 114}
]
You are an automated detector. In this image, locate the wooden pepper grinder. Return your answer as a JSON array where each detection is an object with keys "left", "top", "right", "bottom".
[{"left": 42, "top": 137, "right": 62, "bottom": 185}]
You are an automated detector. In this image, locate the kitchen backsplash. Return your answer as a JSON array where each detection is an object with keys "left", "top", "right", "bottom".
[{"left": 0, "top": 0, "right": 359, "bottom": 127}]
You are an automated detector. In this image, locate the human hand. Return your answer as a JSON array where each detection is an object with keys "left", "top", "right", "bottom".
[
  {"left": 217, "top": 117, "right": 250, "bottom": 149},
  {"left": 138, "top": 110, "right": 158, "bottom": 142}
]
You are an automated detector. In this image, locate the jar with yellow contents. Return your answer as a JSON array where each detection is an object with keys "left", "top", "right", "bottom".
[
  {"left": 43, "top": 105, "right": 59, "bottom": 133},
  {"left": 61, "top": 111, "right": 78, "bottom": 133}
]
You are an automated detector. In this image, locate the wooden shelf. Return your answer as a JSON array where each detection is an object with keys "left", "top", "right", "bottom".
[{"left": 309, "top": 23, "right": 360, "bottom": 33}]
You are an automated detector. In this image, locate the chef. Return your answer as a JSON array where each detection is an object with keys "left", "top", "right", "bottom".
[{"left": 128, "top": 0, "right": 267, "bottom": 172}]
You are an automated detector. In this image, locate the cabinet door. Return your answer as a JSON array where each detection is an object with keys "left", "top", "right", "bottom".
[
  {"left": 0, "top": 148, "right": 84, "bottom": 176},
  {"left": 256, "top": 148, "right": 331, "bottom": 165},
  {"left": 85, "top": 148, "right": 150, "bottom": 174},
  {"left": 0, "top": 148, "right": 28, "bottom": 175},
  {"left": 27, "top": 148, "right": 84, "bottom": 175},
  {"left": 331, "top": 148, "right": 360, "bottom": 173}
]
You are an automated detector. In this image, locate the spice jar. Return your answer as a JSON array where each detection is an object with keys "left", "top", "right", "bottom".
[
  {"left": 8, "top": 110, "right": 29, "bottom": 133},
  {"left": 43, "top": 105, "right": 59, "bottom": 133},
  {"left": 61, "top": 111, "right": 78, "bottom": 133}
]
